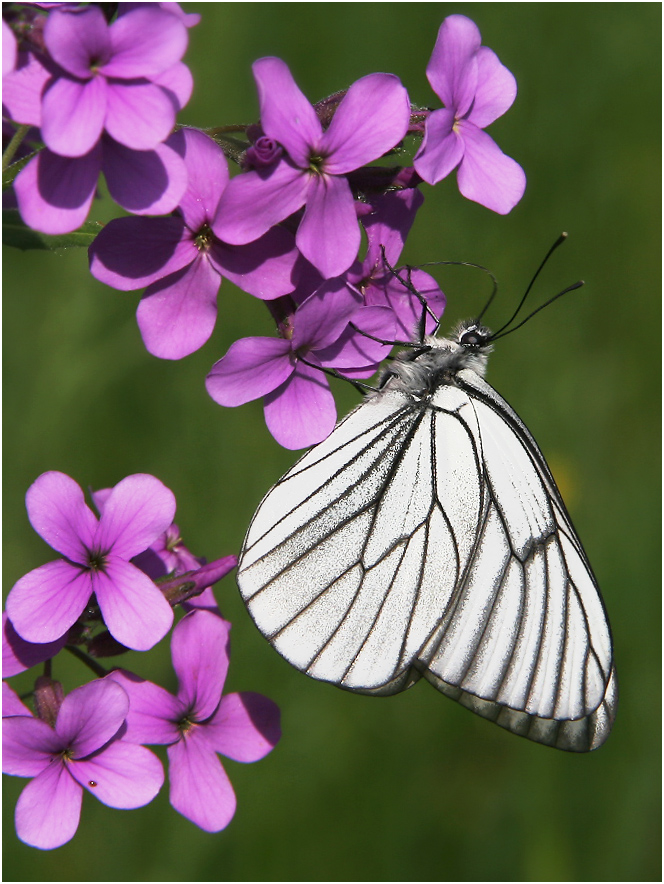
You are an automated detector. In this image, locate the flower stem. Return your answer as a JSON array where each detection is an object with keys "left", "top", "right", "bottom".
[
  {"left": 65, "top": 645, "right": 109, "bottom": 678},
  {"left": 2, "top": 124, "right": 30, "bottom": 172}
]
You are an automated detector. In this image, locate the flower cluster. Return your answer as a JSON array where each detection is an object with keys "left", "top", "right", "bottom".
[
  {"left": 4, "top": 9, "right": 525, "bottom": 450},
  {"left": 3, "top": 471, "right": 280, "bottom": 849},
  {"left": 3, "top": 5, "right": 527, "bottom": 853},
  {"left": 4, "top": 3, "right": 195, "bottom": 233}
]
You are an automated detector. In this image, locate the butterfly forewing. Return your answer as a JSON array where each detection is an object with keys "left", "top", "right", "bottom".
[{"left": 237, "top": 336, "right": 616, "bottom": 752}]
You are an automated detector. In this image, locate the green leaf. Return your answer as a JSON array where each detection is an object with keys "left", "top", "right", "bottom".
[
  {"left": 2, "top": 210, "right": 103, "bottom": 252},
  {"left": 2, "top": 150, "right": 39, "bottom": 190}
]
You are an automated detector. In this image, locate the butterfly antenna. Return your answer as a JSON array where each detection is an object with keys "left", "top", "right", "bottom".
[
  {"left": 412, "top": 256, "right": 500, "bottom": 326},
  {"left": 490, "top": 280, "right": 585, "bottom": 341},
  {"left": 491, "top": 232, "right": 570, "bottom": 337}
]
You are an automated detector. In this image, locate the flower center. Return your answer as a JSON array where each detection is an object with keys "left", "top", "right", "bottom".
[
  {"left": 195, "top": 224, "right": 214, "bottom": 252},
  {"left": 177, "top": 714, "right": 196, "bottom": 735},
  {"left": 307, "top": 153, "right": 327, "bottom": 175},
  {"left": 87, "top": 550, "right": 107, "bottom": 572}
]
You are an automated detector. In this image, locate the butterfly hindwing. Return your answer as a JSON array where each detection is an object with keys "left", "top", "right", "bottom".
[{"left": 418, "top": 370, "right": 616, "bottom": 750}]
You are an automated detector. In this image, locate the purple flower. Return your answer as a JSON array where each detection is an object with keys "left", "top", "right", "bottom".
[
  {"left": 206, "top": 283, "right": 393, "bottom": 449},
  {"left": 350, "top": 188, "right": 446, "bottom": 341},
  {"left": 89, "top": 128, "right": 299, "bottom": 359},
  {"left": 41, "top": 5, "right": 188, "bottom": 157},
  {"left": 213, "top": 57, "right": 411, "bottom": 279},
  {"left": 2, "top": 679, "right": 163, "bottom": 850},
  {"left": 6, "top": 472, "right": 176, "bottom": 651},
  {"left": 413, "top": 15, "right": 526, "bottom": 214},
  {"left": 108, "top": 610, "right": 280, "bottom": 833},
  {"left": 243, "top": 134, "right": 283, "bottom": 170},
  {"left": 5, "top": 5, "right": 192, "bottom": 234}
]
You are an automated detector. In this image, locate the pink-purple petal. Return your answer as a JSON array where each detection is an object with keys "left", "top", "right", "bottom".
[
  {"left": 2, "top": 681, "right": 33, "bottom": 719},
  {"left": 253, "top": 56, "right": 322, "bottom": 166},
  {"left": 388, "top": 267, "right": 446, "bottom": 337},
  {"left": 6, "top": 560, "right": 92, "bottom": 645},
  {"left": 264, "top": 361, "right": 336, "bottom": 450},
  {"left": 316, "top": 306, "right": 394, "bottom": 368},
  {"left": 413, "top": 107, "right": 464, "bottom": 185},
  {"left": 3, "top": 612, "right": 68, "bottom": 677},
  {"left": 104, "top": 6, "right": 187, "bottom": 79},
  {"left": 14, "top": 147, "right": 100, "bottom": 235},
  {"left": 208, "top": 226, "right": 298, "bottom": 299},
  {"left": 41, "top": 75, "right": 107, "bottom": 157},
  {"left": 181, "top": 585, "right": 223, "bottom": 615},
  {"left": 103, "top": 137, "right": 188, "bottom": 216},
  {"left": 297, "top": 173, "right": 359, "bottom": 278},
  {"left": 456, "top": 122, "right": 526, "bottom": 214},
  {"left": 25, "top": 471, "right": 97, "bottom": 561},
  {"left": 136, "top": 257, "right": 220, "bottom": 359},
  {"left": 213, "top": 159, "right": 309, "bottom": 246},
  {"left": 88, "top": 215, "right": 191, "bottom": 291},
  {"left": 206, "top": 337, "right": 294, "bottom": 407},
  {"left": 323, "top": 73, "right": 410, "bottom": 174},
  {"left": 467, "top": 46, "right": 518, "bottom": 128},
  {"left": 44, "top": 7, "right": 110, "bottom": 79},
  {"left": 14, "top": 760, "right": 82, "bottom": 850},
  {"left": 173, "top": 128, "right": 229, "bottom": 230},
  {"left": 154, "top": 61, "right": 194, "bottom": 113},
  {"left": 206, "top": 692, "right": 281, "bottom": 762},
  {"left": 3, "top": 19, "right": 17, "bottom": 76},
  {"left": 69, "top": 741, "right": 164, "bottom": 808},
  {"left": 56, "top": 680, "right": 128, "bottom": 757},
  {"left": 96, "top": 474, "right": 176, "bottom": 560},
  {"left": 171, "top": 611, "right": 230, "bottom": 721},
  {"left": 92, "top": 558, "right": 173, "bottom": 651},
  {"left": 106, "top": 670, "right": 182, "bottom": 745},
  {"left": 167, "top": 735, "right": 237, "bottom": 832},
  {"left": 2, "top": 716, "right": 63, "bottom": 776},
  {"left": 426, "top": 14, "right": 480, "bottom": 115},
  {"left": 2, "top": 51, "right": 51, "bottom": 126},
  {"left": 105, "top": 81, "right": 176, "bottom": 151},
  {"left": 361, "top": 187, "right": 424, "bottom": 269},
  {"left": 292, "top": 281, "right": 360, "bottom": 351}
]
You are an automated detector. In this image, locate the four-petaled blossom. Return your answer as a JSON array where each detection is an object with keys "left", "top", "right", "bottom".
[
  {"left": 213, "top": 57, "right": 411, "bottom": 279},
  {"left": 6, "top": 472, "right": 176, "bottom": 651},
  {"left": 6, "top": 5, "right": 193, "bottom": 233},
  {"left": 414, "top": 14, "right": 526, "bottom": 214},
  {"left": 109, "top": 610, "right": 281, "bottom": 833},
  {"left": 2, "top": 679, "right": 164, "bottom": 850},
  {"left": 206, "top": 284, "right": 394, "bottom": 449},
  {"left": 89, "top": 128, "right": 299, "bottom": 359},
  {"left": 40, "top": 5, "right": 188, "bottom": 157}
]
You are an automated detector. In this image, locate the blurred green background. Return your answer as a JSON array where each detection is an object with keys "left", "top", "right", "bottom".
[{"left": 3, "top": 3, "right": 661, "bottom": 881}]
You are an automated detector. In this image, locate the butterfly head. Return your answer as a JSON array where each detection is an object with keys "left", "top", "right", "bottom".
[
  {"left": 380, "top": 320, "right": 494, "bottom": 396},
  {"left": 422, "top": 319, "right": 494, "bottom": 379}
]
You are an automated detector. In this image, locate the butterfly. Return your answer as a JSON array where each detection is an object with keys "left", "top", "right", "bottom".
[{"left": 236, "top": 309, "right": 616, "bottom": 752}]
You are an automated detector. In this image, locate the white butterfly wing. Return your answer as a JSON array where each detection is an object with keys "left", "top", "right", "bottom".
[
  {"left": 237, "top": 372, "right": 616, "bottom": 752},
  {"left": 418, "top": 369, "right": 616, "bottom": 750}
]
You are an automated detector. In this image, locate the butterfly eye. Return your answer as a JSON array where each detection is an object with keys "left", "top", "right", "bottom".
[{"left": 460, "top": 330, "right": 484, "bottom": 347}]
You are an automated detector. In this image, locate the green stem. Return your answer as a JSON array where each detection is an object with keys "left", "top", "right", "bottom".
[
  {"left": 3, "top": 124, "right": 30, "bottom": 172},
  {"left": 65, "top": 645, "right": 109, "bottom": 678}
]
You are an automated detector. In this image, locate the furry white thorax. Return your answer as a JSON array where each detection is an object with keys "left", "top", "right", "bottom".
[{"left": 378, "top": 319, "right": 494, "bottom": 398}]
